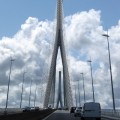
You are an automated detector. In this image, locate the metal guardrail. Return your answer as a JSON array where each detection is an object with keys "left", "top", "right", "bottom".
[
  {"left": 102, "top": 115, "right": 120, "bottom": 120},
  {"left": 0, "top": 108, "right": 22, "bottom": 115},
  {"left": 101, "top": 109, "right": 120, "bottom": 118}
]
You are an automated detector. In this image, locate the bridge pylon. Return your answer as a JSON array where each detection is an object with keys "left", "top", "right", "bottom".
[{"left": 43, "top": 0, "right": 73, "bottom": 109}]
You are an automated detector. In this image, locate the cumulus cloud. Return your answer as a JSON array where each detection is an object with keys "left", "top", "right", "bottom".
[{"left": 0, "top": 9, "right": 120, "bottom": 109}]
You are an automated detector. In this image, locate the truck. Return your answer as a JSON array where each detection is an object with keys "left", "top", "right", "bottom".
[{"left": 81, "top": 102, "right": 101, "bottom": 120}]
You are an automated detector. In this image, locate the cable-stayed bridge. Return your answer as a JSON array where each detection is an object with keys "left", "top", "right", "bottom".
[
  {"left": 0, "top": 0, "right": 120, "bottom": 120},
  {"left": 42, "top": 1, "right": 119, "bottom": 120}
]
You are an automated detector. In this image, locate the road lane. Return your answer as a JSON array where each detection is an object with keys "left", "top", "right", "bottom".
[
  {"left": 43, "top": 110, "right": 80, "bottom": 120},
  {"left": 43, "top": 110, "right": 111, "bottom": 120},
  {"left": 0, "top": 109, "right": 55, "bottom": 120}
]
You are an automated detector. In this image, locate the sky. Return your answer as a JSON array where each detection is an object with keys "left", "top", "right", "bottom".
[
  {"left": 0, "top": 0, "right": 120, "bottom": 38},
  {"left": 0, "top": 0, "right": 120, "bottom": 109}
]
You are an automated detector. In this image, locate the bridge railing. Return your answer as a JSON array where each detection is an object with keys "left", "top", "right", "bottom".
[
  {"left": 101, "top": 109, "right": 120, "bottom": 118},
  {"left": 0, "top": 108, "right": 22, "bottom": 115}
]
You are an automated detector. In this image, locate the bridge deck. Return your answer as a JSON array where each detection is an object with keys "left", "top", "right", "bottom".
[
  {"left": 0, "top": 109, "right": 115, "bottom": 120},
  {"left": 44, "top": 110, "right": 112, "bottom": 120},
  {"left": 0, "top": 109, "right": 54, "bottom": 120},
  {"left": 43, "top": 110, "right": 79, "bottom": 120}
]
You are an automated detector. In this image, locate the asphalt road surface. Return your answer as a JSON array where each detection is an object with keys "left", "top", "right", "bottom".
[
  {"left": 43, "top": 110, "right": 110, "bottom": 120},
  {"left": 43, "top": 110, "right": 80, "bottom": 120},
  {"left": 0, "top": 109, "right": 112, "bottom": 120},
  {"left": 0, "top": 109, "right": 55, "bottom": 120}
]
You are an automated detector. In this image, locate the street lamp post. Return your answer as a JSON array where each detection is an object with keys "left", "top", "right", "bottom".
[
  {"left": 20, "top": 71, "right": 26, "bottom": 108},
  {"left": 29, "top": 79, "right": 32, "bottom": 107},
  {"left": 39, "top": 87, "right": 42, "bottom": 108},
  {"left": 75, "top": 86, "right": 77, "bottom": 107},
  {"left": 5, "top": 57, "right": 15, "bottom": 113},
  {"left": 102, "top": 33, "right": 116, "bottom": 112},
  {"left": 78, "top": 79, "right": 81, "bottom": 107},
  {"left": 87, "top": 59, "right": 95, "bottom": 102},
  {"left": 34, "top": 83, "right": 37, "bottom": 108},
  {"left": 80, "top": 73, "right": 86, "bottom": 103}
]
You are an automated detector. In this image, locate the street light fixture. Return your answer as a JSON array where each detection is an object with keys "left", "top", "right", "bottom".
[
  {"left": 102, "top": 32, "right": 116, "bottom": 112},
  {"left": 80, "top": 73, "right": 86, "bottom": 103},
  {"left": 5, "top": 57, "right": 15, "bottom": 113},
  {"left": 87, "top": 59, "right": 95, "bottom": 102},
  {"left": 20, "top": 71, "right": 27, "bottom": 108}
]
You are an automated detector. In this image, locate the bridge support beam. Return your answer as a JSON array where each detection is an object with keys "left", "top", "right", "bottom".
[{"left": 56, "top": 71, "right": 63, "bottom": 109}]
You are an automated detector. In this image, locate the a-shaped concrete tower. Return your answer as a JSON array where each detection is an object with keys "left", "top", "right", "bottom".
[{"left": 44, "top": 0, "right": 73, "bottom": 109}]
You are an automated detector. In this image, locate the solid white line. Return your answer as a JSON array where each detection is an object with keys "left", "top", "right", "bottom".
[
  {"left": 42, "top": 110, "right": 56, "bottom": 120},
  {"left": 102, "top": 115, "right": 120, "bottom": 120}
]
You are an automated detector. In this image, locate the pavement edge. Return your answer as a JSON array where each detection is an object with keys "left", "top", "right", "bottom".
[{"left": 42, "top": 110, "right": 56, "bottom": 120}]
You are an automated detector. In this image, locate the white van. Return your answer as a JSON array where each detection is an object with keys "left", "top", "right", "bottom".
[{"left": 81, "top": 102, "right": 101, "bottom": 120}]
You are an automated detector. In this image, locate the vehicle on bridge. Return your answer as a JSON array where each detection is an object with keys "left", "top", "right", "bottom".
[
  {"left": 74, "top": 107, "right": 82, "bottom": 117},
  {"left": 34, "top": 107, "right": 39, "bottom": 111},
  {"left": 23, "top": 106, "right": 39, "bottom": 112},
  {"left": 81, "top": 102, "right": 101, "bottom": 120},
  {"left": 30, "top": 107, "right": 39, "bottom": 111},
  {"left": 23, "top": 107, "right": 31, "bottom": 112},
  {"left": 70, "top": 107, "right": 76, "bottom": 114}
]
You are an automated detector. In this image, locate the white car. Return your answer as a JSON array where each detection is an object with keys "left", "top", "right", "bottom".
[{"left": 81, "top": 102, "right": 101, "bottom": 120}]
